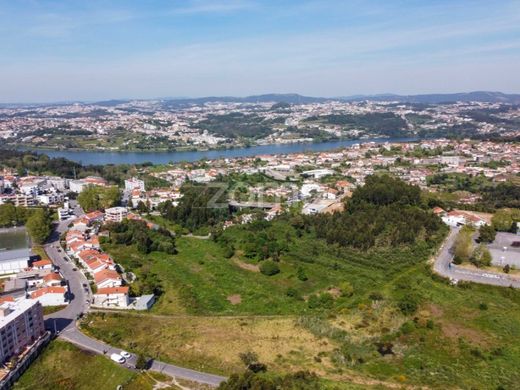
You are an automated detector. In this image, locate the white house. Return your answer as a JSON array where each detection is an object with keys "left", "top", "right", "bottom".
[
  {"left": 92, "top": 286, "right": 129, "bottom": 308},
  {"left": 94, "top": 269, "right": 122, "bottom": 289},
  {"left": 124, "top": 178, "right": 145, "bottom": 192},
  {"left": 31, "top": 259, "right": 53, "bottom": 270},
  {"left": 30, "top": 286, "right": 68, "bottom": 306}
]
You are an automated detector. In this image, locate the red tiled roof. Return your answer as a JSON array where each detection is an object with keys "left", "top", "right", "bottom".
[
  {"left": 43, "top": 273, "right": 62, "bottom": 282},
  {"left": 30, "top": 286, "right": 66, "bottom": 299},
  {"left": 32, "top": 259, "right": 52, "bottom": 267},
  {"left": 0, "top": 296, "right": 15, "bottom": 304},
  {"left": 94, "top": 269, "right": 121, "bottom": 284},
  {"left": 95, "top": 286, "right": 129, "bottom": 295}
]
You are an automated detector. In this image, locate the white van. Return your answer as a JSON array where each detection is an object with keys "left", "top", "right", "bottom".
[{"left": 110, "top": 353, "right": 125, "bottom": 364}]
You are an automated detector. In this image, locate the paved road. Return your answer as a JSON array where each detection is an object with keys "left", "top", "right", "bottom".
[
  {"left": 43, "top": 204, "right": 226, "bottom": 387},
  {"left": 433, "top": 227, "right": 520, "bottom": 288}
]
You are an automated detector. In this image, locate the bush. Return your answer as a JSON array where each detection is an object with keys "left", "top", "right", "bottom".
[
  {"left": 135, "top": 353, "right": 148, "bottom": 369},
  {"left": 286, "top": 287, "right": 302, "bottom": 300},
  {"left": 259, "top": 260, "right": 280, "bottom": 276},
  {"left": 297, "top": 267, "right": 308, "bottom": 281},
  {"left": 400, "top": 321, "right": 415, "bottom": 335},
  {"left": 340, "top": 281, "right": 355, "bottom": 297},
  {"left": 369, "top": 291, "right": 384, "bottom": 301},
  {"left": 397, "top": 294, "right": 418, "bottom": 315}
]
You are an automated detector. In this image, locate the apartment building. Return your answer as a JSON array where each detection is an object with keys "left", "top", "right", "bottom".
[
  {"left": 104, "top": 207, "right": 128, "bottom": 223},
  {"left": 0, "top": 299, "right": 45, "bottom": 364}
]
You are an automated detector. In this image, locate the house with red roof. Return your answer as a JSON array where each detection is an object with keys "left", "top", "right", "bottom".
[
  {"left": 92, "top": 286, "right": 129, "bottom": 308},
  {"left": 30, "top": 286, "right": 68, "bottom": 306},
  {"left": 84, "top": 211, "right": 105, "bottom": 224},
  {"left": 43, "top": 273, "right": 63, "bottom": 287},
  {"left": 94, "top": 269, "right": 122, "bottom": 289},
  {"left": 31, "top": 259, "right": 52, "bottom": 270}
]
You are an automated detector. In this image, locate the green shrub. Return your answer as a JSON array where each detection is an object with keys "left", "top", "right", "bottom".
[
  {"left": 259, "top": 260, "right": 280, "bottom": 276},
  {"left": 397, "top": 294, "right": 418, "bottom": 315}
]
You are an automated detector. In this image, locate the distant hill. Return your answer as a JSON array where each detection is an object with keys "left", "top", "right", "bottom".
[
  {"left": 5, "top": 91, "right": 520, "bottom": 108},
  {"left": 160, "top": 93, "right": 327, "bottom": 107},
  {"left": 162, "top": 91, "right": 520, "bottom": 105},
  {"left": 339, "top": 91, "right": 520, "bottom": 104}
]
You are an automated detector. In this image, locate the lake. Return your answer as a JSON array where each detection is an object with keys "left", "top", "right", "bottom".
[{"left": 31, "top": 137, "right": 418, "bottom": 165}]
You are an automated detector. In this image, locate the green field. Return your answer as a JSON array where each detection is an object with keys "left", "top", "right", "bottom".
[
  {"left": 104, "top": 231, "right": 439, "bottom": 316},
  {"left": 13, "top": 340, "right": 176, "bottom": 390}
]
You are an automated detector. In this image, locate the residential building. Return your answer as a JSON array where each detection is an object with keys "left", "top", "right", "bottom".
[
  {"left": 92, "top": 286, "right": 129, "bottom": 308},
  {"left": 124, "top": 177, "right": 145, "bottom": 192},
  {"left": 30, "top": 287, "right": 68, "bottom": 306},
  {"left": 0, "top": 299, "right": 45, "bottom": 364},
  {"left": 105, "top": 207, "right": 128, "bottom": 223}
]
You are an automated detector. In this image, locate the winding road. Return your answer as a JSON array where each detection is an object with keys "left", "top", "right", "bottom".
[
  {"left": 43, "top": 203, "right": 226, "bottom": 387},
  {"left": 433, "top": 227, "right": 520, "bottom": 288}
]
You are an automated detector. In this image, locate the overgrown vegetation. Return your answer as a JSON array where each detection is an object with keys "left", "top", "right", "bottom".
[{"left": 158, "top": 183, "right": 229, "bottom": 232}]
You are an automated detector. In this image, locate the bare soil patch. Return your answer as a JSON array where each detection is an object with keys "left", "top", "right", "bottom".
[
  {"left": 227, "top": 294, "right": 242, "bottom": 305},
  {"left": 233, "top": 259, "right": 260, "bottom": 272}
]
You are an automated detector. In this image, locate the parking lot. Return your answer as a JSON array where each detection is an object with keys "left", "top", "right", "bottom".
[{"left": 488, "top": 232, "right": 520, "bottom": 268}]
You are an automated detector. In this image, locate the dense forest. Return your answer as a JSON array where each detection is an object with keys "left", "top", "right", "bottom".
[
  {"left": 310, "top": 175, "right": 445, "bottom": 250},
  {"left": 304, "top": 112, "right": 408, "bottom": 137},
  {"left": 195, "top": 113, "right": 276, "bottom": 139},
  {"left": 214, "top": 175, "right": 446, "bottom": 266}
]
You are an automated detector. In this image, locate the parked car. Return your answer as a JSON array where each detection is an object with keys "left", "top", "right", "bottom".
[
  {"left": 72, "top": 268, "right": 78, "bottom": 271},
  {"left": 110, "top": 353, "right": 125, "bottom": 364},
  {"left": 120, "top": 351, "right": 131, "bottom": 359}
]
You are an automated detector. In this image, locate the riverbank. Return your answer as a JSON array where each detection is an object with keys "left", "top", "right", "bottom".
[{"left": 21, "top": 136, "right": 419, "bottom": 165}]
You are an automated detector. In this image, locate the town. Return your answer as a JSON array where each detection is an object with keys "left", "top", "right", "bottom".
[
  {"left": 0, "top": 137, "right": 518, "bottom": 388},
  {"left": 1, "top": 98, "right": 519, "bottom": 152}
]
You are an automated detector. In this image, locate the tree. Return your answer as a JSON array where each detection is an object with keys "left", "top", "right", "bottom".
[
  {"left": 470, "top": 244, "right": 492, "bottom": 268},
  {"left": 99, "top": 186, "right": 121, "bottom": 210},
  {"left": 340, "top": 281, "right": 354, "bottom": 297},
  {"left": 78, "top": 185, "right": 120, "bottom": 212},
  {"left": 492, "top": 209, "right": 520, "bottom": 231},
  {"left": 77, "top": 185, "right": 100, "bottom": 212},
  {"left": 259, "top": 260, "right": 280, "bottom": 276},
  {"left": 26, "top": 209, "right": 52, "bottom": 244},
  {"left": 0, "top": 204, "right": 17, "bottom": 227},
  {"left": 452, "top": 228, "right": 473, "bottom": 264},
  {"left": 136, "top": 200, "right": 149, "bottom": 213},
  {"left": 478, "top": 225, "right": 496, "bottom": 243}
]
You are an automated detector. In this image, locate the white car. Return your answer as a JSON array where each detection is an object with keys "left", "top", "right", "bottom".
[
  {"left": 120, "top": 351, "right": 131, "bottom": 359},
  {"left": 110, "top": 353, "right": 125, "bottom": 364}
]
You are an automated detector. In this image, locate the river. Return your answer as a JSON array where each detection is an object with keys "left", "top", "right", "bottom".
[{"left": 32, "top": 137, "right": 418, "bottom": 165}]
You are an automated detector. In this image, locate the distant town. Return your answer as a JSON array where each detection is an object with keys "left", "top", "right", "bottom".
[{"left": 1, "top": 95, "right": 519, "bottom": 152}]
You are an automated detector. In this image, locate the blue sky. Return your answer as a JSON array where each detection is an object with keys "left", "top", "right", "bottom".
[{"left": 0, "top": 0, "right": 519, "bottom": 102}]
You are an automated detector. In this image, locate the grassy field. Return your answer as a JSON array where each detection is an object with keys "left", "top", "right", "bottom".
[
  {"left": 96, "top": 222, "right": 520, "bottom": 389},
  {"left": 104, "top": 235, "right": 434, "bottom": 316},
  {"left": 82, "top": 261, "right": 520, "bottom": 389},
  {"left": 13, "top": 340, "right": 170, "bottom": 390}
]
